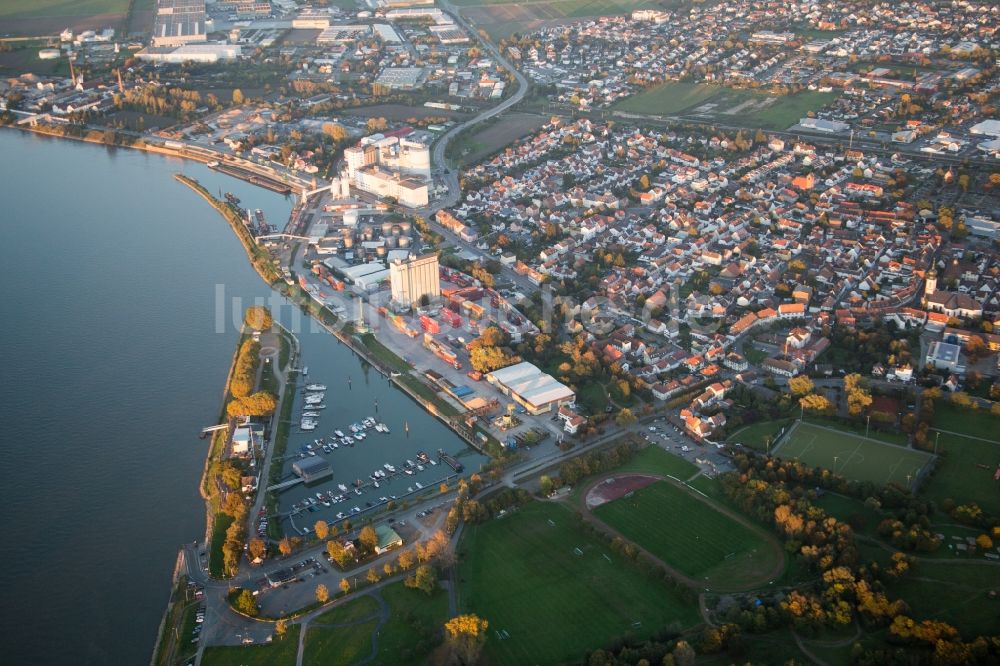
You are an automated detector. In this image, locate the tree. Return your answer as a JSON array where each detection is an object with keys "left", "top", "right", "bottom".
[
  {"left": 221, "top": 463, "right": 243, "bottom": 490},
  {"left": 672, "top": 640, "right": 696, "bottom": 666},
  {"left": 539, "top": 475, "right": 554, "bottom": 496},
  {"left": 397, "top": 549, "right": 416, "bottom": 570},
  {"left": 339, "top": 578, "right": 351, "bottom": 594},
  {"left": 275, "top": 618, "right": 287, "bottom": 637},
  {"left": 444, "top": 614, "right": 489, "bottom": 665},
  {"left": 227, "top": 391, "right": 278, "bottom": 418},
  {"left": 367, "top": 567, "right": 380, "bottom": 584},
  {"left": 235, "top": 589, "right": 258, "bottom": 616},
  {"left": 847, "top": 388, "right": 873, "bottom": 417},
  {"left": 327, "top": 540, "right": 353, "bottom": 567},
  {"left": 616, "top": 407, "right": 637, "bottom": 426},
  {"left": 244, "top": 306, "right": 273, "bottom": 331},
  {"left": 383, "top": 562, "right": 393, "bottom": 577},
  {"left": 788, "top": 375, "right": 815, "bottom": 397},
  {"left": 248, "top": 537, "right": 266, "bottom": 561},
  {"left": 965, "top": 336, "right": 987, "bottom": 362},
  {"left": 315, "top": 583, "right": 329, "bottom": 603},
  {"left": 232, "top": 88, "right": 245, "bottom": 105},
  {"left": 405, "top": 564, "right": 437, "bottom": 594},
  {"left": 976, "top": 534, "right": 994, "bottom": 550},
  {"left": 844, "top": 373, "right": 866, "bottom": 393},
  {"left": 314, "top": 520, "right": 329, "bottom": 540},
  {"left": 359, "top": 525, "right": 379, "bottom": 554},
  {"left": 278, "top": 537, "right": 293, "bottom": 556},
  {"left": 322, "top": 122, "right": 349, "bottom": 142},
  {"left": 439, "top": 482, "right": 449, "bottom": 494},
  {"left": 799, "top": 393, "right": 833, "bottom": 415}
]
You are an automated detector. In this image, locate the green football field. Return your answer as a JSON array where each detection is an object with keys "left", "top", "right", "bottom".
[
  {"left": 776, "top": 421, "right": 932, "bottom": 489},
  {"left": 593, "top": 480, "right": 781, "bottom": 590},
  {"left": 459, "top": 501, "right": 699, "bottom": 665}
]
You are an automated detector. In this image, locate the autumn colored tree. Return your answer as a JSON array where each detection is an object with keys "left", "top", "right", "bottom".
[
  {"left": 235, "top": 589, "right": 258, "bottom": 616},
  {"left": 788, "top": 375, "right": 815, "bottom": 397},
  {"left": 326, "top": 540, "right": 353, "bottom": 567},
  {"left": 444, "top": 614, "right": 489, "bottom": 665},
  {"left": 405, "top": 564, "right": 437, "bottom": 594},
  {"left": 367, "top": 567, "right": 380, "bottom": 584},
  {"left": 314, "top": 520, "right": 329, "bottom": 540},
  {"left": 339, "top": 578, "right": 351, "bottom": 594},
  {"left": 278, "top": 537, "right": 292, "bottom": 557},
  {"left": 799, "top": 393, "right": 833, "bottom": 415},
  {"left": 275, "top": 618, "right": 287, "bottom": 636},
  {"left": 248, "top": 537, "right": 266, "bottom": 561},
  {"left": 315, "top": 583, "right": 329, "bottom": 603},
  {"left": 397, "top": 548, "right": 416, "bottom": 570},
  {"left": 359, "top": 525, "right": 378, "bottom": 554},
  {"left": 243, "top": 306, "right": 273, "bottom": 331}
]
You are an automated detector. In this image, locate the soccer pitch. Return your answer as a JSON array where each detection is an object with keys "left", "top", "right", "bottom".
[{"left": 774, "top": 421, "right": 933, "bottom": 489}]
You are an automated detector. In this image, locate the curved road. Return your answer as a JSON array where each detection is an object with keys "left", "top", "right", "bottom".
[{"left": 427, "top": 0, "right": 530, "bottom": 213}]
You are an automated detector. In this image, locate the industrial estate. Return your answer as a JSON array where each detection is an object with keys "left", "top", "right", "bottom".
[{"left": 3, "top": 0, "right": 1000, "bottom": 664}]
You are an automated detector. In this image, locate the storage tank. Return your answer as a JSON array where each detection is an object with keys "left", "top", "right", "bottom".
[
  {"left": 342, "top": 235, "right": 355, "bottom": 249},
  {"left": 343, "top": 209, "right": 359, "bottom": 227},
  {"left": 398, "top": 222, "right": 412, "bottom": 234},
  {"left": 398, "top": 236, "right": 411, "bottom": 248},
  {"left": 384, "top": 235, "right": 398, "bottom": 248},
  {"left": 375, "top": 245, "right": 387, "bottom": 257},
  {"left": 391, "top": 224, "right": 402, "bottom": 236},
  {"left": 381, "top": 222, "right": 393, "bottom": 235}
]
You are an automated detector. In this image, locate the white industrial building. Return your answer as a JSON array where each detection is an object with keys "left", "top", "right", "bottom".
[
  {"left": 486, "top": 362, "right": 576, "bottom": 415},
  {"left": 390, "top": 253, "right": 440, "bottom": 307},
  {"left": 137, "top": 43, "right": 241, "bottom": 63},
  {"left": 342, "top": 134, "right": 431, "bottom": 207}
]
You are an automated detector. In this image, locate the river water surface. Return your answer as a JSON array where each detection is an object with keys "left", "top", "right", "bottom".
[{"left": 0, "top": 130, "right": 478, "bottom": 665}]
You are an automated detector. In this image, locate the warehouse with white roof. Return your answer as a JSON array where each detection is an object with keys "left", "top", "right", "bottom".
[{"left": 486, "top": 362, "right": 575, "bottom": 415}]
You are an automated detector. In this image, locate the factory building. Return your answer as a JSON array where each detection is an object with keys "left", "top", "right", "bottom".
[
  {"left": 151, "top": 0, "right": 206, "bottom": 47},
  {"left": 390, "top": 253, "right": 440, "bottom": 307},
  {"left": 486, "top": 362, "right": 576, "bottom": 415}
]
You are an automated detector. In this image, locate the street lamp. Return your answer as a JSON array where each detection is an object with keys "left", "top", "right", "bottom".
[
  {"left": 865, "top": 414, "right": 871, "bottom": 440},
  {"left": 935, "top": 431, "right": 940, "bottom": 455}
]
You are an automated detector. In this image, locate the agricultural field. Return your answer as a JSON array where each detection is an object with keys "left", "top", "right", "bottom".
[
  {"left": 460, "top": 0, "right": 659, "bottom": 40},
  {"left": 0, "top": 0, "right": 127, "bottom": 19},
  {"left": 448, "top": 112, "right": 549, "bottom": 166},
  {"left": 592, "top": 480, "right": 782, "bottom": 590},
  {"left": 201, "top": 626, "right": 300, "bottom": 666},
  {"left": 348, "top": 103, "right": 465, "bottom": 122},
  {"left": 614, "top": 82, "right": 722, "bottom": 116},
  {"left": 458, "top": 501, "right": 699, "bottom": 665},
  {"left": 921, "top": 431, "right": 1000, "bottom": 515},
  {"left": 615, "top": 82, "right": 837, "bottom": 130},
  {"left": 774, "top": 421, "right": 932, "bottom": 489}
]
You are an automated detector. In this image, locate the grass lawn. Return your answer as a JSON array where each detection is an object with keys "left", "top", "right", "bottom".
[
  {"left": 727, "top": 418, "right": 795, "bottom": 451},
  {"left": 0, "top": 0, "right": 126, "bottom": 19},
  {"left": 921, "top": 431, "right": 1000, "bottom": 515},
  {"left": 887, "top": 560, "right": 1000, "bottom": 638},
  {"left": 747, "top": 91, "right": 838, "bottom": 129},
  {"left": 459, "top": 501, "right": 699, "bottom": 665},
  {"left": 593, "top": 480, "right": 780, "bottom": 590},
  {"left": 360, "top": 333, "right": 411, "bottom": 374},
  {"left": 375, "top": 583, "right": 450, "bottom": 664},
  {"left": 614, "top": 443, "right": 699, "bottom": 479},
  {"left": 303, "top": 620, "right": 378, "bottom": 665},
  {"left": 209, "top": 513, "right": 235, "bottom": 578},
  {"left": 201, "top": 625, "right": 300, "bottom": 666},
  {"left": 775, "top": 421, "right": 932, "bottom": 489},
  {"left": 449, "top": 112, "right": 549, "bottom": 167},
  {"left": 932, "top": 400, "right": 1000, "bottom": 440},
  {"left": 614, "top": 81, "right": 721, "bottom": 115},
  {"left": 813, "top": 493, "right": 883, "bottom": 537},
  {"left": 576, "top": 381, "right": 609, "bottom": 414},
  {"left": 804, "top": 416, "right": 909, "bottom": 447},
  {"left": 313, "top": 594, "right": 379, "bottom": 624}
]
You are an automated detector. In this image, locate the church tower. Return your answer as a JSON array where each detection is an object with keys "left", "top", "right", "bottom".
[{"left": 923, "top": 267, "right": 937, "bottom": 306}]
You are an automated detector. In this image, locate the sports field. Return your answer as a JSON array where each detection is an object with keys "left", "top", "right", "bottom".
[
  {"left": 459, "top": 501, "right": 699, "bottom": 665},
  {"left": 921, "top": 431, "right": 1000, "bottom": 515},
  {"left": 775, "top": 421, "right": 932, "bottom": 489},
  {"left": 615, "top": 82, "right": 722, "bottom": 115},
  {"left": 592, "top": 480, "right": 781, "bottom": 590}
]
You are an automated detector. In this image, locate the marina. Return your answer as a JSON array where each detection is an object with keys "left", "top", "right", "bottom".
[{"left": 274, "top": 367, "right": 486, "bottom": 537}]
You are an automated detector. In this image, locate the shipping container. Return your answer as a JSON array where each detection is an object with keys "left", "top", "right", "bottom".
[{"left": 420, "top": 315, "right": 440, "bottom": 334}]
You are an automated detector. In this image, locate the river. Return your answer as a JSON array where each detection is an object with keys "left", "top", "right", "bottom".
[{"left": 0, "top": 129, "right": 481, "bottom": 665}]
